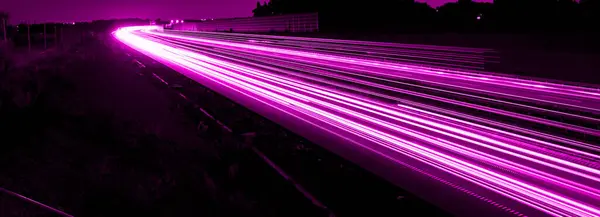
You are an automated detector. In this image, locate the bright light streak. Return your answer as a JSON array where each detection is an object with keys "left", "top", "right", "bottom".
[
  {"left": 115, "top": 26, "right": 600, "bottom": 217},
  {"left": 144, "top": 30, "right": 600, "bottom": 113}
]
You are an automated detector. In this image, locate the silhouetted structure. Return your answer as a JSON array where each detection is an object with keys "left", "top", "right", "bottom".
[
  {"left": 252, "top": 0, "right": 600, "bottom": 33},
  {"left": 1, "top": 12, "right": 8, "bottom": 41}
]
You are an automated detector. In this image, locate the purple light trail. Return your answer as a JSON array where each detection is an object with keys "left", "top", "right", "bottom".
[{"left": 115, "top": 26, "right": 600, "bottom": 217}]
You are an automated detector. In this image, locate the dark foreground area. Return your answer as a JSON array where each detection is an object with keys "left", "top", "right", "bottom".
[
  {"left": 0, "top": 37, "right": 319, "bottom": 216},
  {"left": 0, "top": 33, "right": 450, "bottom": 216}
]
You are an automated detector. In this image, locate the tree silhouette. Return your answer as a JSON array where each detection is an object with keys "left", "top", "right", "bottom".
[
  {"left": 581, "top": 0, "right": 600, "bottom": 31},
  {"left": 252, "top": 2, "right": 271, "bottom": 17},
  {"left": 438, "top": 0, "right": 492, "bottom": 32},
  {"left": 251, "top": 0, "right": 600, "bottom": 33}
]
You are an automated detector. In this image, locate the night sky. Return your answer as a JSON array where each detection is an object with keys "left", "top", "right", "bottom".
[{"left": 4, "top": 0, "right": 492, "bottom": 24}]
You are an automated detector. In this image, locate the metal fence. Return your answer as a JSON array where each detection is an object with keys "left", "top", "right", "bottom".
[{"left": 170, "top": 13, "right": 318, "bottom": 33}]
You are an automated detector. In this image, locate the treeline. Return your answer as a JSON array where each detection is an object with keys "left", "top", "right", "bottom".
[{"left": 253, "top": 0, "right": 600, "bottom": 33}]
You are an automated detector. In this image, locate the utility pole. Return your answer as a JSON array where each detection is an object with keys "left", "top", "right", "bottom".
[
  {"left": 27, "top": 23, "right": 31, "bottom": 52},
  {"left": 43, "top": 23, "right": 46, "bottom": 49},
  {"left": 54, "top": 26, "right": 57, "bottom": 47},
  {"left": 60, "top": 27, "right": 63, "bottom": 49},
  {"left": 2, "top": 17, "right": 6, "bottom": 42}
]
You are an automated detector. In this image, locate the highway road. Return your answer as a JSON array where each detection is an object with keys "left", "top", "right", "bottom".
[{"left": 115, "top": 26, "right": 600, "bottom": 217}]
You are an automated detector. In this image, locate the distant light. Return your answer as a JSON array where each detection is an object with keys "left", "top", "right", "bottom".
[
  {"left": 72, "top": 22, "right": 75, "bottom": 25},
  {"left": 476, "top": 16, "right": 481, "bottom": 20},
  {"left": 175, "top": 20, "right": 180, "bottom": 23},
  {"left": 170, "top": 20, "right": 174, "bottom": 23},
  {"left": 181, "top": 20, "right": 184, "bottom": 23}
]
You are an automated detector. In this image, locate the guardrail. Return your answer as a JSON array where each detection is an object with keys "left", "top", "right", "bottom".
[{"left": 170, "top": 13, "right": 318, "bottom": 33}]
